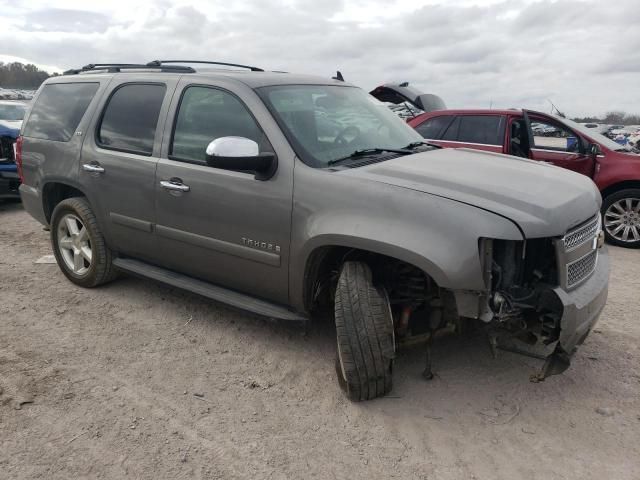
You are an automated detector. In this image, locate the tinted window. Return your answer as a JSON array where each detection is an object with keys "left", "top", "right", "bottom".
[
  {"left": 171, "top": 86, "right": 270, "bottom": 164},
  {"left": 531, "top": 119, "right": 580, "bottom": 152},
  {"left": 442, "top": 116, "right": 460, "bottom": 140},
  {"left": 98, "top": 84, "right": 166, "bottom": 155},
  {"left": 457, "top": 115, "right": 505, "bottom": 145},
  {"left": 23, "top": 83, "right": 98, "bottom": 142},
  {"left": 415, "top": 115, "right": 452, "bottom": 139}
]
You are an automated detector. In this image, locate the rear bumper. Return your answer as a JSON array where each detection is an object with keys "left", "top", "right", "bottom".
[{"left": 555, "top": 245, "right": 609, "bottom": 354}]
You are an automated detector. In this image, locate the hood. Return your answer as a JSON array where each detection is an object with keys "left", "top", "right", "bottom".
[
  {"left": 0, "top": 119, "right": 22, "bottom": 138},
  {"left": 343, "top": 148, "right": 601, "bottom": 238}
]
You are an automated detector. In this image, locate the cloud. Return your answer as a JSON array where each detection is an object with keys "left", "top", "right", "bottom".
[
  {"left": 0, "top": 0, "right": 637, "bottom": 116},
  {"left": 22, "top": 8, "right": 117, "bottom": 33}
]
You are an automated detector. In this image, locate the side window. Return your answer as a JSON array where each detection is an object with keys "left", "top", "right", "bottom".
[
  {"left": 97, "top": 84, "right": 166, "bottom": 155},
  {"left": 457, "top": 115, "right": 505, "bottom": 145},
  {"left": 415, "top": 115, "right": 452, "bottom": 139},
  {"left": 531, "top": 120, "right": 581, "bottom": 152},
  {"left": 23, "top": 83, "right": 99, "bottom": 142},
  {"left": 441, "top": 116, "right": 460, "bottom": 141},
  {"left": 171, "top": 86, "right": 270, "bottom": 164}
]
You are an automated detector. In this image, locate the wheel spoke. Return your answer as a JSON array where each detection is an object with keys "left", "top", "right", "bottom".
[
  {"left": 73, "top": 250, "right": 84, "bottom": 272},
  {"left": 612, "top": 201, "right": 626, "bottom": 215},
  {"left": 77, "top": 227, "right": 89, "bottom": 243},
  {"left": 625, "top": 198, "right": 633, "bottom": 211},
  {"left": 605, "top": 211, "right": 622, "bottom": 219},
  {"left": 611, "top": 224, "right": 625, "bottom": 236},
  {"left": 604, "top": 219, "right": 622, "bottom": 227},
  {"left": 622, "top": 226, "right": 631, "bottom": 241},
  {"left": 65, "top": 216, "right": 80, "bottom": 236},
  {"left": 80, "top": 245, "right": 92, "bottom": 263},
  {"left": 59, "top": 236, "right": 74, "bottom": 250},
  {"left": 631, "top": 226, "right": 640, "bottom": 241}
]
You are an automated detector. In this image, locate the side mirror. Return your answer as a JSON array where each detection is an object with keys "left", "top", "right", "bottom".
[
  {"left": 589, "top": 143, "right": 601, "bottom": 157},
  {"left": 205, "top": 137, "right": 276, "bottom": 180}
]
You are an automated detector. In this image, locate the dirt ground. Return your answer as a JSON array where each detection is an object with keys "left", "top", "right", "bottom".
[{"left": 1, "top": 200, "right": 639, "bottom": 480}]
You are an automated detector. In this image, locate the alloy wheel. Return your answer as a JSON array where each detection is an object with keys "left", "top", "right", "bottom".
[
  {"left": 57, "top": 213, "right": 92, "bottom": 275},
  {"left": 604, "top": 197, "right": 640, "bottom": 243}
]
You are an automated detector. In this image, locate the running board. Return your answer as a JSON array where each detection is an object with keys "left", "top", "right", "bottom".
[{"left": 113, "top": 258, "right": 307, "bottom": 322}]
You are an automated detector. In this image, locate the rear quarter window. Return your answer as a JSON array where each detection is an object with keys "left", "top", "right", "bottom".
[{"left": 23, "top": 83, "right": 99, "bottom": 142}]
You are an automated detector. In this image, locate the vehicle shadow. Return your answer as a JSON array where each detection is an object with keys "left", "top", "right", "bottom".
[{"left": 0, "top": 199, "right": 23, "bottom": 212}]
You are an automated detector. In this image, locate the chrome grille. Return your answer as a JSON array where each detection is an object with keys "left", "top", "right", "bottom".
[
  {"left": 563, "top": 215, "right": 600, "bottom": 251},
  {"left": 567, "top": 250, "right": 598, "bottom": 287}
]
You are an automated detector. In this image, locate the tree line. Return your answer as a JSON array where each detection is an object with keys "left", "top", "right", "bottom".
[
  {"left": 0, "top": 62, "right": 58, "bottom": 90},
  {"left": 572, "top": 111, "right": 640, "bottom": 126}
]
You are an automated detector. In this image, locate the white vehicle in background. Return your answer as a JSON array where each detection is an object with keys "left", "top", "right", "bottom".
[{"left": 578, "top": 123, "right": 609, "bottom": 134}]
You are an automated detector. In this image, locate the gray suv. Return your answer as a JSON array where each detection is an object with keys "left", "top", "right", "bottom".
[{"left": 18, "top": 61, "right": 609, "bottom": 400}]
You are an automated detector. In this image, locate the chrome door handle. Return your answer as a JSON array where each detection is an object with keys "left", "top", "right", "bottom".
[
  {"left": 160, "top": 180, "right": 190, "bottom": 192},
  {"left": 82, "top": 163, "right": 105, "bottom": 173}
]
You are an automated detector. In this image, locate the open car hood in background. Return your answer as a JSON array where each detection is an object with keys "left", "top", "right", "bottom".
[{"left": 369, "top": 83, "right": 446, "bottom": 113}]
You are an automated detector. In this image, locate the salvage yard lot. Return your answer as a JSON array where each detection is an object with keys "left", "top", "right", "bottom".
[{"left": 1, "top": 200, "right": 639, "bottom": 480}]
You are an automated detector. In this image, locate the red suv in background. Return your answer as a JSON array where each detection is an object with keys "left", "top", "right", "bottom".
[{"left": 408, "top": 109, "right": 640, "bottom": 248}]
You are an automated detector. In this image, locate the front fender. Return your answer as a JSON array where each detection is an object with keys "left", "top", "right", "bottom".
[{"left": 288, "top": 164, "right": 523, "bottom": 312}]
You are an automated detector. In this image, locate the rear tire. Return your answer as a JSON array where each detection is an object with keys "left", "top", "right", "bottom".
[
  {"left": 334, "top": 261, "right": 395, "bottom": 401},
  {"left": 51, "top": 197, "right": 118, "bottom": 287},
  {"left": 602, "top": 189, "right": 640, "bottom": 248}
]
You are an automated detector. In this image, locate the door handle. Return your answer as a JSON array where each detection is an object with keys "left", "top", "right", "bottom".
[
  {"left": 160, "top": 180, "right": 190, "bottom": 192},
  {"left": 82, "top": 163, "right": 105, "bottom": 173}
]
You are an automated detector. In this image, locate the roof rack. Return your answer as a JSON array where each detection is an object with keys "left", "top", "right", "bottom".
[
  {"left": 147, "top": 60, "right": 264, "bottom": 72},
  {"left": 63, "top": 63, "right": 196, "bottom": 75}
]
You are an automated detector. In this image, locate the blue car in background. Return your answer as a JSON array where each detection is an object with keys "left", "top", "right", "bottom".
[{"left": 0, "top": 100, "right": 27, "bottom": 200}]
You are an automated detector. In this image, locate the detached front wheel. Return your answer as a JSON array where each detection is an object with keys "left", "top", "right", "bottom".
[{"left": 334, "top": 261, "right": 395, "bottom": 401}]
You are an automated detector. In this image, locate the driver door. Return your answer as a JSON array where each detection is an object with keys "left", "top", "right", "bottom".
[
  {"left": 154, "top": 79, "right": 295, "bottom": 304},
  {"left": 523, "top": 111, "right": 595, "bottom": 177}
]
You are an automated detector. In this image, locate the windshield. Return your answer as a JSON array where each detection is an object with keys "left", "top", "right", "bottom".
[
  {"left": 258, "top": 85, "right": 423, "bottom": 167},
  {"left": 0, "top": 103, "right": 26, "bottom": 121},
  {"left": 556, "top": 115, "right": 633, "bottom": 152}
]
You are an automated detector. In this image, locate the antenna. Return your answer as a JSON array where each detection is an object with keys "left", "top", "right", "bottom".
[
  {"left": 547, "top": 99, "right": 566, "bottom": 118},
  {"left": 332, "top": 71, "right": 344, "bottom": 82}
]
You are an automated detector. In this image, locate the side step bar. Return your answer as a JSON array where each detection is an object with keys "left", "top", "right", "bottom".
[{"left": 113, "top": 258, "right": 308, "bottom": 322}]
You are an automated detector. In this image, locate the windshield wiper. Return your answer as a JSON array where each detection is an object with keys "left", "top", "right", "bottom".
[
  {"left": 327, "top": 147, "right": 410, "bottom": 166},
  {"left": 403, "top": 140, "right": 441, "bottom": 150}
]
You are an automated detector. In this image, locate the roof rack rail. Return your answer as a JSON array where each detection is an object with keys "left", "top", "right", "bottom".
[
  {"left": 147, "top": 60, "right": 264, "bottom": 72},
  {"left": 63, "top": 63, "right": 196, "bottom": 75}
]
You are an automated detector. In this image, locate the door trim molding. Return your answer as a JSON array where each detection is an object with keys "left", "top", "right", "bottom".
[
  {"left": 156, "top": 224, "right": 281, "bottom": 267},
  {"left": 110, "top": 212, "right": 153, "bottom": 232}
]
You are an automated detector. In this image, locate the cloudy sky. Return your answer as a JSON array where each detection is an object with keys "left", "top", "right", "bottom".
[{"left": 1, "top": 0, "right": 638, "bottom": 116}]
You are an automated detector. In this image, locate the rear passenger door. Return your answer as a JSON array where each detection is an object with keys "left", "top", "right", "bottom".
[
  {"left": 154, "top": 79, "right": 294, "bottom": 305},
  {"left": 429, "top": 114, "right": 506, "bottom": 153},
  {"left": 80, "top": 76, "right": 180, "bottom": 261}
]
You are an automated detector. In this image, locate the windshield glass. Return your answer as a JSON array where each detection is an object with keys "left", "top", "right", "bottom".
[
  {"left": 0, "top": 103, "right": 26, "bottom": 121},
  {"left": 556, "top": 115, "right": 632, "bottom": 152},
  {"left": 258, "top": 85, "right": 423, "bottom": 167}
]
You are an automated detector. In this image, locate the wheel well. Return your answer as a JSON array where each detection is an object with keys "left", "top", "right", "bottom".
[
  {"left": 600, "top": 180, "right": 640, "bottom": 203},
  {"left": 302, "top": 246, "right": 441, "bottom": 313},
  {"left": 42, "top": 183, "right": 86, "bottom": 223}
]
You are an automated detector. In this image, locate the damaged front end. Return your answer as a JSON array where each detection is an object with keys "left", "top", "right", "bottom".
[{"left": 481, "top": 214, "right": 608, "bottom": 380}]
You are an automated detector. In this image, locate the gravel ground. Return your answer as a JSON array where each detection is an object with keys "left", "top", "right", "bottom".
[{"left": 1, "top": 201, "right": 639, "bottom": 479}]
